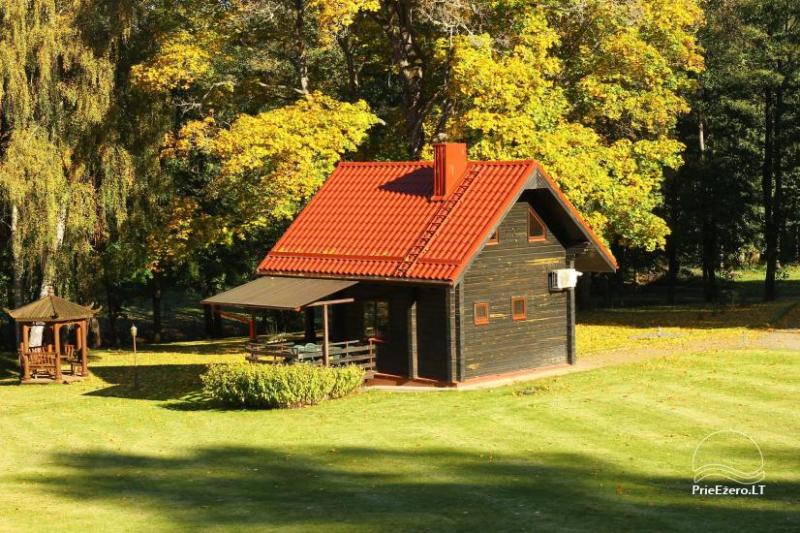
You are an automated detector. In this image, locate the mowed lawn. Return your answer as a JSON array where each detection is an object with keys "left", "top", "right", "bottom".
[{"left": 0, "top": 341, "right": 798, "bottom": 532}]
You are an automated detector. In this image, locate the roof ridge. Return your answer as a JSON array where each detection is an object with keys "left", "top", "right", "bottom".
[
  {"left": 337, "top": 161, "right": 430, "bottom": 167},
  {"left": 336, "top": 159, "right": 537, "bottom": 167}
]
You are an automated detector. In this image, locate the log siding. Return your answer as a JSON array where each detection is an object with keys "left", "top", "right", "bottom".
[{"left": 460, "top": 200, "right": 568, "bottom": 378}]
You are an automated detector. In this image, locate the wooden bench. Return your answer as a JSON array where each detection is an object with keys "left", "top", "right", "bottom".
[{"left": 20, "top": 345, "right": 61, "bottom": 381}]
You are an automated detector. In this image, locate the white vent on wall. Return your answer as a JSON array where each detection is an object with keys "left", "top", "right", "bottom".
[{"left": 549, "top": 268, "right": 582, "bottom": 291}]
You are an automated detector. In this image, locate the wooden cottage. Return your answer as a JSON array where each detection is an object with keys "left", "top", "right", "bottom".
[{"left": 207, "top": 143, "right": 616, "bottom": 385}]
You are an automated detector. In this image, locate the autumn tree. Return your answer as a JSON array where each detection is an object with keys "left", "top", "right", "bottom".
[
  {"left": 0, "top": 0, "right": 135, "bottom": 305},
  {"left": 437, "top": 0, "right": 703, "bottom": 254}
]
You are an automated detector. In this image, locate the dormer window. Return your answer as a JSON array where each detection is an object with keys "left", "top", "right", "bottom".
[{"left": 528, "top": 208, "right": 546, "bottom": 242}]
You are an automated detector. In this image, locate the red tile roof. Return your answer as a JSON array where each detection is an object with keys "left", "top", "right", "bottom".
[{"left": 257, "top": 160, "right": 616, "bottom": 283}]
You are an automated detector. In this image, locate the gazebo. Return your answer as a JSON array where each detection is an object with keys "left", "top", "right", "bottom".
[{"left": 5, "top": 294, "right": 97, "bottom": 383}]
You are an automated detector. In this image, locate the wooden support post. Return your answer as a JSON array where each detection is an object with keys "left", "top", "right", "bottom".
[
  {"left": 75, "top": 321, "right": 82, "bottom": 351},
  {"left": 81, "top": 319, "right": 89, "bottom": 375},
  {"left": 248, "top": 315, "right": 256, "bottom": 340},
  {"left": 53, "top": 325, "right": 62, "bottom": 381},
  {"left": 566, "top": 259, "right": 577, "bottom": 365},
  {"left": 22, "top": 324, "right": 29, "bottom": 353},
  {"left": 407, "top": 295, "right": 418, "bottom": 379},
  {"left": 54, "top": 324, "right": 61, "bottom": 356},
  {"left": 322, "top": 304, "right": 330, "bottom": 367},
  {"left": 21, "top": 326, "right": 30, "bottom": 381}
]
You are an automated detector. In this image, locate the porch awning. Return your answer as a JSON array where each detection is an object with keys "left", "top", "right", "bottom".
[{"left": 201, "top": 276, "right": 357, "bottom": 310}]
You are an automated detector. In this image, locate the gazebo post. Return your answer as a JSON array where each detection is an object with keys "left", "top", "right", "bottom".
[
  {"left": 22, "top": 324, "right": 29, "bottom": 352},
  {"left": 53, "top": 324, "right": 62, "bottom": 381},
  {"left": 81, "top": 319, "right": 89, "bottom": 375}
]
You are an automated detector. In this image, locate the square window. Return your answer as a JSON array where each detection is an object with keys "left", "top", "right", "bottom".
[
  {"left": 512, "top": 296, "right": 526, "bottom": 320},
  {"left": 528, "top": 208, "right": 546, "bottom": 242},
  {"left": 474, "top": 302, "right": 489, "bottom": 325},
  {"left": 487, "top": 230, "right": 499, "bottom": 245}
]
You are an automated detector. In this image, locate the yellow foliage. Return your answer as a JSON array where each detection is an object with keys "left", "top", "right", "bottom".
[
  {"left": 131, "top": 31, "right": 214, "bottom": 93},
  {"left": 166, "top": 92, "right": 379, "bottom": 234},
  {"left": 145, "top": 197, "right": 216, "bottom": 271},
  {"left": 441, "top": 0, "right": 702, "bottom": 251},
  {"left": 312, "top": 0, "right": 380, "bottom": 43}
]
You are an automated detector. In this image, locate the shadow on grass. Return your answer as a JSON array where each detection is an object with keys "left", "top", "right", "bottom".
[
  {"left": 0, "top": 351, "right": 19, "bottom": 382},
  {"left": 135, "top": 337, "right": 248, "bottom": 355},
  {"left": 87, "top": 364, "right": 210, "bottom": 405},
  {"left": 22, "top": 445, "right": 800, "bottom": 531}
]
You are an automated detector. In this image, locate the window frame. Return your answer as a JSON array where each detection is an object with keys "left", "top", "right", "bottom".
[
  {"left": 511, "top": 296, "right": 526, "bottom": 321},
  {"left": 487, "top": 229, "right": 499, "bottom": 245},
  {"left": 473, "top": 302, "right": 490, "bottom": 326},
  {"left": 363, "top": 300, "right": 390, "bottom": 341},
  {"left": 527, "top": 207, "right": 547, "bottom": 242}
]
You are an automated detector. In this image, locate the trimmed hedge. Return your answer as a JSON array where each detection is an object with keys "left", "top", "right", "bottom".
[{"left": 200, "top": 362, "right": 365, "bottom": 409}]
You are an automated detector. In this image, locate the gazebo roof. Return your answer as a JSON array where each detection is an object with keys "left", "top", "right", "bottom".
[{"left": 4, "top": 295, "right": 96, "bottom": 323}]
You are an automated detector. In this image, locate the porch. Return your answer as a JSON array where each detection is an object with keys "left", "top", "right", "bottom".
[
  {"left": 202, "top": 276, "right": 378, "bottom": 375},
  {"left": 203, "top": 276, "right": 457, "bottom": 384},
  {"left": 244, "top": 338, "right": 377, "bottom": 374}
]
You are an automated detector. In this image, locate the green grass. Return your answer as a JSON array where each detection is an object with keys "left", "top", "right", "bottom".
[{"left": 0, "top": 342, "right": 798, "bottom": 532}]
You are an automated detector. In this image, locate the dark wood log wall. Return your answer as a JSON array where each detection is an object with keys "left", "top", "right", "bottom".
[
  {"left": 331, "top": 283, "right": 449, "bottom": 379},
  {"left": 460, "top": 200, "right": 568, "bottom": 378}
]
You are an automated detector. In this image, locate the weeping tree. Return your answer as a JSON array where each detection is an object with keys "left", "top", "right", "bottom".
[{"left": 0, "top": 0, "right": 135, "bottom": 305}]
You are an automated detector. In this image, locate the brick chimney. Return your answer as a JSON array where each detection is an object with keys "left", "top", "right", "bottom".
[{"left": 432, "top": 143, "right": 468, "bottom": 200}]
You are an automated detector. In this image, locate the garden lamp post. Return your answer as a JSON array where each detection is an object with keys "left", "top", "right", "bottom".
[{"left": 130, "top": 323, "right": 139, "bottom": 390}]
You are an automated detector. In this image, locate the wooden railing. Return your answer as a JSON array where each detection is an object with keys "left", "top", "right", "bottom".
[{"left": 245, "top": 339, "right": 376, "bottom": 375}]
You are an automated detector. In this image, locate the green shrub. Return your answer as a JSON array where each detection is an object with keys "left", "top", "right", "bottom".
[
  {"left": 329, "top": 364, "right": 366, "bottom": 399},
  {"left": 200, "top": 363, "right": 365, "bottom": 409}
]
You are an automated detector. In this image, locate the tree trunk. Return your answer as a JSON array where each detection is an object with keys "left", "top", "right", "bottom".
[
  {"left": 203, "top": 304, "right": 214, "bottom": 339},
  {"left": 338, "top": 33, "right": 360, "bottom": 101},
  {"left": 151, "top": 272, "right": 163, "bottom": 343},
  {"left": 664, "top": 168, "right": 680, "bottom": 305},
  {"left": 381, "top": 0, "right": 428, "bottom": 157},
  {"left": 696, "top": 114, "right": 717, "bottom": 302},
  {"left": 39, "top": 200, "right": 67, "bottom": 297},
  {"left": 763, "top": 88, "right": 777, "bottom": 301},
  {"left": 666, "top": 234, "right": 679, "bottom": 305},
  {"left": 104, "top": 271, "right": 120, "bottom": 347},
  {"left": 294, "top": 0, "right": 309, "bottom": 94},
  {"left": 702, "top": 219, "right": 717, "bottom": 303},
  {"left": 10, "top": 204, "right": 23, "bottom": 307}
]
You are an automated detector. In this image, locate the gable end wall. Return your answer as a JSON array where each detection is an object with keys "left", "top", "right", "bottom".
[{"left": 460, "top": 200, "right": 568, "bottom": 379}]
